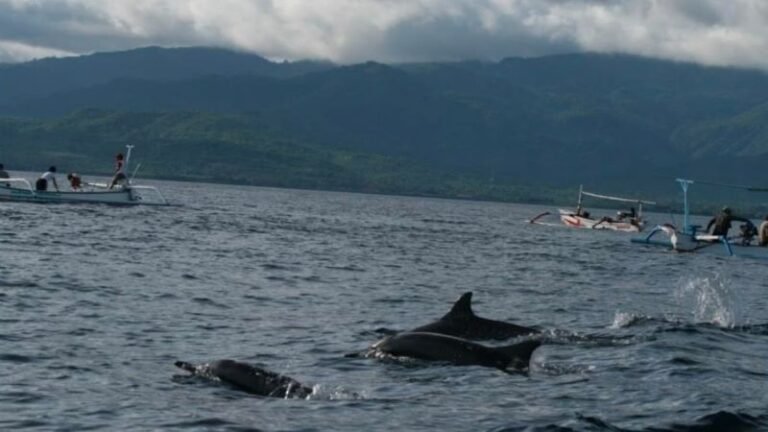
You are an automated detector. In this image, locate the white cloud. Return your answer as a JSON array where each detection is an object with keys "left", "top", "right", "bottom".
[
  {"left": 0, "top": 38, "right": 75, "bottom": 63},
  {"left": 0, "top": 0, "right": 767, "bottom": 69}
]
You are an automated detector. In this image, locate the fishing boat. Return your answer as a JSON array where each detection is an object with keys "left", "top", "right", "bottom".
[
  {"left": 529, "top": 185, "right": 655, "bottom": 232},
  {"left": 631, "top": 178, "right": 768, "bottom": 259},
  {"left": 0, "top": 145, "right": 168, "bottom": 206}
]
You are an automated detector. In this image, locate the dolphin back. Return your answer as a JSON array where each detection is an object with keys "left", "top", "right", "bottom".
[
  {"left": 496, "top": 339, "right": 542, "bottom": 370},
  {"left": 174, "top": 359, "right": 312, "bottom": 399}
]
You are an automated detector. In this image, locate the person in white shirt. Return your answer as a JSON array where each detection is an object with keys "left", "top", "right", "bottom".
[
  {"left": 759, "top": 216, "right": 768, "bottom": 247},
  {"left": 36, "top": 166, "right": 59, "bottom": 192}
]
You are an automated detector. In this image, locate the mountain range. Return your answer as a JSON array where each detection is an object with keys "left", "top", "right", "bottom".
[{"left": 2, "top": 46, "right": 768, "bottom": 208}]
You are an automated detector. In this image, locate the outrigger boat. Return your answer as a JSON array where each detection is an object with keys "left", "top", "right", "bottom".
[
  {"left": 0, "top": 145, "right": 168, "bottom": 206},
  {"left": 631, "top": 178, "right": 768, "bottom": 259},
  {"left": 529, "top": 185, "right": 655, "bottom": 232}
]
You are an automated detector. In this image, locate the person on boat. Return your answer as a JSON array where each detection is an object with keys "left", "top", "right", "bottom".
[
  {"left": 36, "top": 166, "right": 59, "bottom": 192},
  {"left": 705, "top": 207, "right": 751, "bottom": 237},
  {"left": 758, "top": 216, "right": 768, "bottom": 247},
  {"left": 0, "top": 163, "right": 9, "bottom": 187},
  {"left": 617, "top": 207, "right": 636, "bottom": 221},
  {"left": 67, "top": 173, "right": 83, "bottom": 191},
  {"left": 108, "top": 152, "right": 127, "bottom": 189}
]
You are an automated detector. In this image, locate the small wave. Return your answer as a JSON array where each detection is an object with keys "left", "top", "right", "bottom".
[
  {"left": 542, "top": 329, "right": 639, "bottom": 347},
  {"left": 726, "top": 323, "right": 768, "bottom": 336},
  {"left": 0, "top": 280, "right": 39, "bottom": 288},
  {"left": 191, "top": 297, "right": 231, "bottom": 309},
  {"left": 324, "top": 265, "right": 366, "bottom": 272},
  {"left": 0, "top": 353, "right": 34, "bottom": 363},
  {"left": 513, "top": 410, "right": 768, "bottom": 432},
  {"left": 610, "top": 312, "right": 691, "bottom": 330},
  {"left": 159, "top": 417, "right": 260, "bottom": 430},
  {"left": 308, "top": 384, "right": 364, "bottom": 401}
]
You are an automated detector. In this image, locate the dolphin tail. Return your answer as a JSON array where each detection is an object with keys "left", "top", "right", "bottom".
[
  {"left": 444, "top": 292, "right": 475, "bottom": 319},
  {"left": 174, "top": 361, "right": 197, "bottom": 373},
  {"left": 497, "top": 339, "right": 542, "bottom": 370}
]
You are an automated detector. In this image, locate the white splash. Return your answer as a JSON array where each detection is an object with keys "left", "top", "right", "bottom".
[
  {"left": 675, "top": 274, "right": 740, "bottom": 328},
  {"left": 610, "top": 311, "right": 638, "bottom": 329}
]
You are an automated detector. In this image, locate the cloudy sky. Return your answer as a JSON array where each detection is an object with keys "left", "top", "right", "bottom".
[{"left": 1, "top": 0, "right": 767, "bottom": 70}]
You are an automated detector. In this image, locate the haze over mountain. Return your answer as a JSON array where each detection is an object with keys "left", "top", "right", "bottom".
[{"left": 2, "top": 46, "right": 768, "bottom": 205}]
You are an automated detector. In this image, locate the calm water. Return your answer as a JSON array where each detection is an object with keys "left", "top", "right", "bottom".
[{"left": 1, "top": 180, "right": 767, "bottom": 431}]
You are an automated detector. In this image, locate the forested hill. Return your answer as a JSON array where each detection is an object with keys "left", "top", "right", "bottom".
[
  {"left": 0, "top": 109, "right": 568, "bottom": 204},
  {"left": 2, "top": 47, "right": 768, "bottom": 204}
]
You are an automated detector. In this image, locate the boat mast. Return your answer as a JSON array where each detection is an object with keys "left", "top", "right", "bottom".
[{"left": 576, "top": 184, "right": 584, "bottom": 215}]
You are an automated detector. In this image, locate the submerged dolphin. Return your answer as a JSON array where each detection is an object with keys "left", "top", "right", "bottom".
[
  {"left": 409, "top": 292, "right": 538, "bottom": 340},
  {"left": 369, "top": 332, "right": 542, "bottom": 371},
  {"left": 174, "top": 359, "right": 313, "bottom": 398}
]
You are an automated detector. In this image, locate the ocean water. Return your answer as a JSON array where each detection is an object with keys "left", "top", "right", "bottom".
[{"left": 1, "top": 180, "right": 767, "bottom": 431}]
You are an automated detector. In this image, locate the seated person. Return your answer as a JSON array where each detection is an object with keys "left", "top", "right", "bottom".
[
  {"left": 705, "top": 207, "right": 751, "bottom": 237},
  {"left": 597, "top": 215, "right": 615, "bottom": 224},
  {"left": 36, "top": 166, "right": 59, "bottom": 192},
  {"left": 67, "top": 173, "right": 83, "bottom": 191},
  {"left": 617, "top": 207, "right": 636, "bottom": 221},
  {"left": 759, "top": 216, "right": 768, "bottom": 247},
  {"left": 739, "top": 221, "right": 758, "bottom": 245}
]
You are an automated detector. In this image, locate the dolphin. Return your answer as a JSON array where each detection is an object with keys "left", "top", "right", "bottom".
[
  {"left": 174, "top": 359, "right": 313, "bottom": 399},
  {"left": 368, "top": 332, "right": 542, "bottom": 371},
  {"left": 408, "top": 292, "right": 538, "bottom": 340}
]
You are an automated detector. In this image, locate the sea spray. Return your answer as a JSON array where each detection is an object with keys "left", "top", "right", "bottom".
[{"left": 675, "top": 273, "right": 740, "bottom": 327}]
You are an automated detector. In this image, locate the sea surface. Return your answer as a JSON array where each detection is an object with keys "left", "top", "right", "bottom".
[{"left": 1, "top": 180, "right": 767, "bottom": 431}]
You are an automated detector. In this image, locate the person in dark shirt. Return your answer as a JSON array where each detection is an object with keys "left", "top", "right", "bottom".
[
  {"left": 108, "top": 152, "right": 127, "bottom": 189},
  {"left": 706, "top": 207, "right": 751, "bottom": 237},
  {"left": 67, "top": 173, "right": 83, "bottom": 191},
  {"left": 0, "top": 163, "right": 9, "bottom": 187}
]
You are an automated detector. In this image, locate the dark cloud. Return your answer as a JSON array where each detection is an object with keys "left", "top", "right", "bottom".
[{"left": 0, "top": 0, "right": 766, "bottom": 70}]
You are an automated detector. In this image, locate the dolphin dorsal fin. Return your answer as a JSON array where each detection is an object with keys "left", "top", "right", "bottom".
[{"left": 445, "top": 292, "right": 475, "bottom": 319}]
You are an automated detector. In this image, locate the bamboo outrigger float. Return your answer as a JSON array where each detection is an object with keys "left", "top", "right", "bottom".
[
  {"left": 0, "top": 145, "right": 168, "bottom": 206},
  {"left": 631, "top": 178, "right": 768, "bottom": 259},
  {"left": 530, "top": 185, "right": 656, "bottom": 232}
]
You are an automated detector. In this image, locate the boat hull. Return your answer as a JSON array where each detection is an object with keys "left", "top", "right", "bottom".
[
  {"left": 558, "top": 209, "right": 643, "bottom": 232},
  {"left": 0, "top": 184, "right": 140, "bottom": 205}
]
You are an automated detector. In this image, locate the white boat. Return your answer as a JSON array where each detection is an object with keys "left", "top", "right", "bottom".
[
  {"left": 530, "top": 185, "right": 655, "bottom": 232},
  {"left": 0, "top": 145, "right": 168, "bottom": 206},
  {"left": 631, "top": 178, "right": 768, "bottom": 259}
]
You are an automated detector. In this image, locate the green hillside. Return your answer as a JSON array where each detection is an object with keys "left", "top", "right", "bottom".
[{"left": 0, "top": 109, "right": 568, "bottom": 204}]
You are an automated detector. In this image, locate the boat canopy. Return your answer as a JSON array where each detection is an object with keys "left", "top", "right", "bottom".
[
  {"left": 580, "top": 190, "right": 656, "bottom": 205},
  {"left": 576, "top": 185, "right": 656, "bottom": 216}
]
